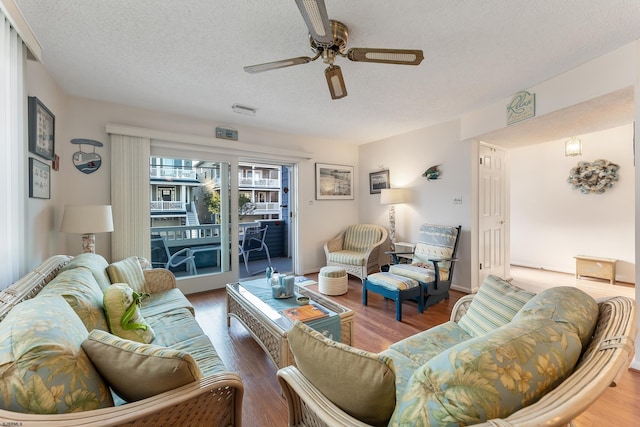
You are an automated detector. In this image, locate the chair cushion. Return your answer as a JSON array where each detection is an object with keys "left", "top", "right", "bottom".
[
  {"left": 288, "top": 321, "right": 396, "bottom": 427},
  {"left": 104, "top": 283, "right": 155, "bottom": 343},
  {"left": 391, "top": 317, "right": 583, "bottom": 426},
  {"left": 343, "top": 224, "right": 383, "bottom": 252},
  {"left": 81, "top": 329, "right": 202, "bottom": 402},
  {"left": 327, "top": 250, "right": 367, "bottom": 266},
  {"left": 388, "top": 263, "right": 437, "bottom": 283},
  {"left": 458, "top": 275, "right": 536, "bottom": 337},
  {"left": 0, "top": 296, "right": 113, "bottom": 414},
  {"left": 513, "top": 286, "right": 598, "bottom": 349},
  {"left": 106, "top": 257, "right": 147, "bottom": 293},
  {"left": 38, "top": 267, "right": 109, "bottom": 332},
  {"left": 367, "top": 272, "right": 419, "bottom": 291},
  {"left": 410, "top": 224, "right": 460, "bottom": 278}
]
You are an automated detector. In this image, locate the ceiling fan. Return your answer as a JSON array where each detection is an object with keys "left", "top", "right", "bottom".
[{"left": 243, "top": 0, "right": 424, "bottom": 100}]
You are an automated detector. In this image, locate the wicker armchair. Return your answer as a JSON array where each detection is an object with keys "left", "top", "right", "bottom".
[
  {"left": 277, "top": 295, "right": 637, "bottom": 427},
  {"left": 324, "top": 224, "right": 388, "bottom": 280}
]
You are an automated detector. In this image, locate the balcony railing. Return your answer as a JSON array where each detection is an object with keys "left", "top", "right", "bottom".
[
  {"left": 150, "top": 166, "right": 197, "bottom": 180},
  {"left": 238, "top": 177, "right": 280, "bottom": 188},
  {"left": 152, "top": 224, "right": 223, "bottom": 247},
  {"left": 150, "top": 201, "right": 186, "bottom": 211}
]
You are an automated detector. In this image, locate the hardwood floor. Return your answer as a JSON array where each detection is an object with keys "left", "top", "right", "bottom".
[{"left": 187, "top": 269, "right": 639, "bottom": 427}]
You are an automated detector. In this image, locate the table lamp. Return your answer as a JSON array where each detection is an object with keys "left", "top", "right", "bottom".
[
  {"left": 380, "top": 188, "right": 407, "bottom": 251},
  {"left": 60, "top": 205, "right": 114, "bottom": 254}
]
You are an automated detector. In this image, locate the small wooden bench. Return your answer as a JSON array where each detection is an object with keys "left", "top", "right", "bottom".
[{"left": 574, "top": 255, "right": 617, "bottom": 284}]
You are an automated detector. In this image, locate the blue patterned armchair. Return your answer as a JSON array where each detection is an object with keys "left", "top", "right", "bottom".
[{"left": 324, "top": 224, "right": 388, "bottom": 280}]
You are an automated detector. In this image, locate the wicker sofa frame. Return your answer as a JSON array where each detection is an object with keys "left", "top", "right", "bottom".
[
  {"left": 277, "top": 293, "right": 637, "bottom": 427},
  {"left": 0, "top": 255, "right": 243, "bottom": 427}
]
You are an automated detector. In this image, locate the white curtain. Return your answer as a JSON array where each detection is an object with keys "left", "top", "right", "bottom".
[
  {"left": 110, "top": 134, "right": 151, "bottom": 261},
  {"left": 0, "top": 9, "right": 27, "bottom": 287}
]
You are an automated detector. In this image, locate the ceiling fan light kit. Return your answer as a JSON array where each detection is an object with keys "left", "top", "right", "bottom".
[
  {"left": 325, "top": 65, "right": 347, "bottom": 99},
  {"left": 244, "top": 0, "right": 424, "bottom": 100}
]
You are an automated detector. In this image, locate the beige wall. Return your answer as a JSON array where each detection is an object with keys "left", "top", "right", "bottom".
[
  {"left": 510, "top": 124, "right": 635, "bottom": 282},
  {"left": 358, "top": 120, "right": 473, "bottom": 291}
]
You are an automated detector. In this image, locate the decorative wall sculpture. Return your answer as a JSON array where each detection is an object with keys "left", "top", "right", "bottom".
[{"left": 567, "top": 159, "right": 619, "bottom": 194}]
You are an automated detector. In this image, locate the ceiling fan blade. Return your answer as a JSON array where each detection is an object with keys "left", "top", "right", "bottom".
[
  {"left": 325, "top": 65, "right": 347, "bottom": 100},
  {"left": 295, "top": 0, "right": 333, "bottom": 45},
  {"left": 244, "top": 56, "right": 314, "bottom": 74},
  {"left": 347, "top": 48, "right": 424, "bottom": 66}
]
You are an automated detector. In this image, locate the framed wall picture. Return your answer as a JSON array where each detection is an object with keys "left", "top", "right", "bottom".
[
  {"left": 369, "top": 170, "right": 390, "bottom": 194},
  {"left": 28, "top": 96, "right": 56, "bottom": 161},
  {"left": 315, "top": 163, "right": 354, "bottom": 200},
  {"left": 29, "top": 157, "right": 51, "bottom": 199}
]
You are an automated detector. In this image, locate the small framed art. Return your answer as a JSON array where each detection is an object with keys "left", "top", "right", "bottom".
[
  {"left": 369, "top": 170, "right": 390, "bottom": 194},
  {"left": 315, "top": 163, "right": 354, "bottom": 200},
  {"left": 29, "top": 157, "right": 51, "bottom": 199},
  {"left": 28, "top": 96, "right": 55, "bottom": 161}
]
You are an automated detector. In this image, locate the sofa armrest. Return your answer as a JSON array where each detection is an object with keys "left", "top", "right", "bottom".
[
  {"left": 0, "top": 373, "right": 243, "bottom": 426},
  {"left": 143, "top": 268, "right": 177, "bottom": 293},
  {"left": 278, "top": 366, "right": 373, "bottom": 427},
  {"left": 451, "top": 294, "right": 475, "bottom": 323}
]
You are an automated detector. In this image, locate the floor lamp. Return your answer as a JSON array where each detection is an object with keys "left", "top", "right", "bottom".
[
  {"left": 60, "top": 205, "right": 114, "bottom": 254},
  {"left": 380, "top": 188, "right": 407, "bottom": 252}
]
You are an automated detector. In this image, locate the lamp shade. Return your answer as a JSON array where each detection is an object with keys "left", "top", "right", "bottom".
[
  {"left": 60, "top": 205, "right": 114, "bottom": 234},
  {"left": 380, "top": 188, "right": 407, "bottom": 205}
]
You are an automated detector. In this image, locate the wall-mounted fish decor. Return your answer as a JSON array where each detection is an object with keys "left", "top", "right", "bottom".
[
  {"left": 71, "top": 138, "right": 103, "bottom": 174},
  {"left": 423, "top": 164, "right": 441, "bottom": 181}
]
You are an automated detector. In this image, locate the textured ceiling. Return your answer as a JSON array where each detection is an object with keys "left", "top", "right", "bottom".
[{"left": 14, "top": 0, "right": 640, "bottom": 145}]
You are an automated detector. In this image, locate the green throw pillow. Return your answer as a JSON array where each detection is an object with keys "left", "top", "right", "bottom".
[
  {"left": 106, "top": 257, "right": 147, "bottom": 293},
  {"left": 458, "top": 274, "right": 536, "bottom": 337},
  {"left": 82, "top": 329, "right": 202, "bottom": 402},
  {"left": 288, "top": 321, "right": 396, "bottom": 427},
  {"left": 104, "top": 283, "right": 155, "bottom": 343}
]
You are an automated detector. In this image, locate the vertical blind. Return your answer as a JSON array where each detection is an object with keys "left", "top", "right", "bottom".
[
  {"left": 0, "top": 9, "right": 26, "bottom": 287},
  {"left": 110, "top": 134, "right": 151, "bottom": 261}
]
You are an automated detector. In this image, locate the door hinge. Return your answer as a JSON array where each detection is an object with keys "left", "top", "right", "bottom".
[
  {"left": 479, "top": 157, "right": 483, "bottom": 165},
  {"left": 479, "top": 263, "right": 483, "bottom": 270}
]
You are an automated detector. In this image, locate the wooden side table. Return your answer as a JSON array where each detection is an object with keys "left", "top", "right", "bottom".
[{"left": 574, "top": 255, "right": 617, "bottom": 284}]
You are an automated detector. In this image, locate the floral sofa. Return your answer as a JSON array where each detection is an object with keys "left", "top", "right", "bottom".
[
  {"left": 278, "top": 275, "right": 637, "bottom": 427},
  {"left": 0, "top": 253, "right": 243, "bottom": 426}
]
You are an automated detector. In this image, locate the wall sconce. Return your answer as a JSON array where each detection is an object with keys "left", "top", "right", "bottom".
[
  {"left": 60, "top": 205, "right": 114, "bottom": 254},
  {"left": 380, "top": 188, "right": 407, "bottom": 251},
  {"left": 565, "top": 137, "right": 582, "bottom": 156}
]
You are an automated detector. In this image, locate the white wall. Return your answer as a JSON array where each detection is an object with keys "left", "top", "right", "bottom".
[
  {"left": 358, "top": 120, "right": 474, "bottom": 290},
  {"left": 26, "top": 61, "right": 359, "bottom": 277},
  {"left": 510, "top": 124, "right": 635, "bottom": 283}
]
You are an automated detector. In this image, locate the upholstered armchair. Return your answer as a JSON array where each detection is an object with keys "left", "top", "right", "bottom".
[{"left": 324, "top": 224, "right": 388, "bottom": 280}]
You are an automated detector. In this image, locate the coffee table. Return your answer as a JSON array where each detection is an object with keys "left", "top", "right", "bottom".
[{"left": 226, "top": 279, "right": 354, "bottom": 369}]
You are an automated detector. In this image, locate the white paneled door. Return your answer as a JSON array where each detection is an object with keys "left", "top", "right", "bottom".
[{"left": 479, "top": 144, "right": 508, "bottom": 283}]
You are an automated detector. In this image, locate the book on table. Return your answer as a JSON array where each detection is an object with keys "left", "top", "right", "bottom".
[{"left": 282, "top": 304, "right": 329, "bottom": 323}]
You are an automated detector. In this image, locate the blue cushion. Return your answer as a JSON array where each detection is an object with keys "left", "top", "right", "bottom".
[{"left": 0, "top": 296, "right": 113, "bottom": 413}]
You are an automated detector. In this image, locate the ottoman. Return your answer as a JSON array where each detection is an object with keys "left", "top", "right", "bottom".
[
  {"left": 363, "top": 271, "right": 423, "bottom": 321},
  {"left": 318, "top": 266, "right": 348, "bottom": 295}
]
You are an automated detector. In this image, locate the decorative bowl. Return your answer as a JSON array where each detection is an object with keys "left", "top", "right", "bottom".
[{"left": 296, "top": 296, "right": 310, "bottom": 306}]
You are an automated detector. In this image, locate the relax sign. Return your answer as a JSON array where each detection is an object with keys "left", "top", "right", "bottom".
[{"left": 506, "top": 90, "right": 535, "bottom": 125}]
